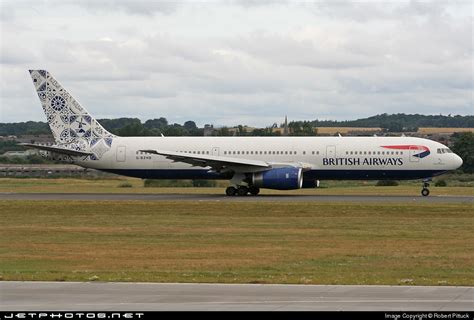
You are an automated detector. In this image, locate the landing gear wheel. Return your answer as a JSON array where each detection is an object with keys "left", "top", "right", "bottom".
[
  {"left": 237, "top": 186, "right": 249, "bottom": 196},
  {"left": 226, "top": 186, "right": 237, "bottom": 196},
  {"left": 421, "top": 188, "right": 430, "bottom": 197},
  {"left": 249, "top": 186, "right": 260, "bottom": 196}
]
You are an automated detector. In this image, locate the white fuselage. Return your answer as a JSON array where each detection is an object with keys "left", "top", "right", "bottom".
[
  {"left": 75, "top": 136, "right": 462, "bottom": 181},
  {"left": 27, "top": 70, "right": 463, "bottom": 186}
]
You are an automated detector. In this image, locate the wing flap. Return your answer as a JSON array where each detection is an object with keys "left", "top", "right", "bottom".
[{"left": 140, "top": 149, "right": 271, "bottom": 171}]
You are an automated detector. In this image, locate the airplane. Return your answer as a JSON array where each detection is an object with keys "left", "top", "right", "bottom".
[{"left": 23, "top": 70, "right": 463, "bottom": 197}]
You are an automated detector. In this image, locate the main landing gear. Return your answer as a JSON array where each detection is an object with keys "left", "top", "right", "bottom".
[
  {"left": 421, "top": 179, "right": 431, "bottom": 197},
  {"left": 225, "top": 186, "right": 260, "bottom": 196}
]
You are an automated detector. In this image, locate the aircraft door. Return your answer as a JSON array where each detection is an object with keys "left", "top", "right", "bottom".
[
  {"left": 116, "top": 146, "right": 126, "bottom": 162},
  {"left": 409, "top": 146, "right": 420, "bottom": 162},
  {"left": 212, "top": 147, "right": 219, "bottom": 156},
  {"left": 326, "top": 145, "right": 336, "bottom": 158}
]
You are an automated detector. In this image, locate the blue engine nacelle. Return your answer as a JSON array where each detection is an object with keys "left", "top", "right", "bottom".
[{"left": 252, "top": 167, "right": 303, "bottom": 190}]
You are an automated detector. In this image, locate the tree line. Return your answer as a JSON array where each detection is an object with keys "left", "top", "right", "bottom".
[
  {"left": 1, "top": 113, "right": 472, "bottom": 136},
  {"left": 305, "top": 113, "right": 474, "bottom": 132}
]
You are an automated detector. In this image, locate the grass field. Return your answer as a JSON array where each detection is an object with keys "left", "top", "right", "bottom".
[
  {"left": 1, "top": 200, "right": 473, "bottom": 285},
  {"left": 0, "top": 178, "right": 472, "bottom": 196},
  {"left": 417, "top": 127, "right": 474, "bottom": 134}
]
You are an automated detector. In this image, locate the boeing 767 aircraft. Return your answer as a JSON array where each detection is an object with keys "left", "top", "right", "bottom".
[{"left": 23, "top": 70, "right": 463, "bottom": 196}]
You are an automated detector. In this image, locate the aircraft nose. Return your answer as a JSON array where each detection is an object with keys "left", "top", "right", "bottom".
[{"left": 453, "top": 153, "right": 463, "bottom": 169}]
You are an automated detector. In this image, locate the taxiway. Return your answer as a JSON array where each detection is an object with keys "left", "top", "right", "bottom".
[{"left": 1, "top": 282, "right": 473, "bottom": 311}]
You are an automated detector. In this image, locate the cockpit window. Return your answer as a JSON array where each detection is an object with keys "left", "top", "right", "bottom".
[{"left": 437, "top": 148, "right": 453, "bottom": 154}]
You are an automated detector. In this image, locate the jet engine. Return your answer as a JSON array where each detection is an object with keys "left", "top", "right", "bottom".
[{"left": 251, "top": 167, "right": 303, "bottom": 190}]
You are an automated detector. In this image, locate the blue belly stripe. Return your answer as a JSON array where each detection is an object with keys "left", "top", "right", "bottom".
[{"left": 101, "top": 169, "right": 447, "bottom": 180}]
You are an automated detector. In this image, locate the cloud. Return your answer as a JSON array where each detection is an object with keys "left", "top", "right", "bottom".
[
  {"left": 0, "top": 0, "right": 472, "bottom": 126},
  {"left": 59, "top": 0, "right": 180, "bottom": 16}
]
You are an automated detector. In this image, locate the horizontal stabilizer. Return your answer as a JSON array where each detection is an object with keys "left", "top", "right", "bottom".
[{"left": 20, "top": 143, "right": 93, "bottom": 157}]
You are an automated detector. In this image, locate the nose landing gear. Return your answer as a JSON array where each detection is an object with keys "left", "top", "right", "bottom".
[{"left": 421, "top": 180, "right": 431, "bottom": 197}]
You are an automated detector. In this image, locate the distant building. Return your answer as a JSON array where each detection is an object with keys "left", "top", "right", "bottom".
[
  {"left": 203, "top": 124, "right": 216, "bottom": 136},
  {"left": 271, "top": 116, "right": 290, "bottom": 136},
  {"left": 227, "top": 126, "right": 256, "bottom": 135},
  {"left": 0, "top": 135, "right": 17, "bottom": 141},
  {"left": 2, "top": 149, "right": 39, "bottom": 157},
  {"left": 14, "top": 134, "right": 54, "bottom": 144}
]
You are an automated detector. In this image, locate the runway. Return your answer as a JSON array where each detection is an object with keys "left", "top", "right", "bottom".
[
  {"left": 0, "top": 192, "right": 472, "bottom": 203},
  {"left": 1, "top": 282, "right": 473, "bottom": 311}
]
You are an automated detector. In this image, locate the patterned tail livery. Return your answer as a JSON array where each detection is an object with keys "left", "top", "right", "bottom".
[{"left": 29, "top": 70, "right": 115, "bottom": 160}]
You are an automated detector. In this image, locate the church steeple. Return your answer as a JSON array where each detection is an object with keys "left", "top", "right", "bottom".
[{"left": 283, "top": 115, "right": 288, "bottom": 136}]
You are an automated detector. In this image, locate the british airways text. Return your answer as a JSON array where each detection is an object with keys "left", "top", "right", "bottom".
[{"left": 323, "top": 157, "right": 404, "bottom": 166}]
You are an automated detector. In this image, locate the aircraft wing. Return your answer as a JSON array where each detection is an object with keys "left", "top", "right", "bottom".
[
  {"left": 20, "top": 143, "right": 93, "bottom": 157},
  {"left": 140, "top": 149, "right": 271, "bottom": 173}
]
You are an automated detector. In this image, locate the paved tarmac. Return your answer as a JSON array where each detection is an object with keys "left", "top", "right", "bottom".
[
  {"left": 1, "top": 282, "right": 473, "bottom": 311},
  {"left": 0, "top": 192, "right": 472, "bottom": 203}
]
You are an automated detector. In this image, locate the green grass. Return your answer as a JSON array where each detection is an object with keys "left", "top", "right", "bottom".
[
  {"left": 0, "top": 178, "right": 472, "bottom": 196},
  {"left": 1, "top": 200, "right": 473, "bottom": 285}
]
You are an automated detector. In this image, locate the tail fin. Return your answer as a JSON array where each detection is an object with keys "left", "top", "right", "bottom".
[{"left": 29, "top": 70, "right": 115, "bottom": 159}]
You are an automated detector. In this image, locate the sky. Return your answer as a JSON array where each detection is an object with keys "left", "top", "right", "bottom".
[{"left": 0, "top": 0, "right": 472, "bottom": 127}]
